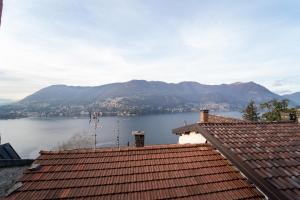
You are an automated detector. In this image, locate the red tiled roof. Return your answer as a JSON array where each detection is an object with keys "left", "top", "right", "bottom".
[
  {"left": 5, "top": 144, "right": 263, "bottom": 200},
  {"left": 172, "top": 115, "right": 245, "bottom": 135},
  {"left": 175, "top": 122, "right": 300, "bottom": 200}
]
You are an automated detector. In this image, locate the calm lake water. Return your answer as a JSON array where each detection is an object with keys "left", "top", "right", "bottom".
[{"left": 0, "top": 111, "right": 241, "bottom": 158}]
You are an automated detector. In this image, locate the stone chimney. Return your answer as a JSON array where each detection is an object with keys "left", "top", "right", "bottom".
[
  {"left": 280, "top": 111, "right": 297, "bottom": 122},
  {"left": 200, "top": 110, "right": 209, "bottom": 123},
  {"left": 132, "top": 131, "right": 145, "bottom": 147}
]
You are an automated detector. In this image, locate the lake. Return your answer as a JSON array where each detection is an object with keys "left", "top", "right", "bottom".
[{"left": 0, "top": 111, "right": 241, "bottom": 158}]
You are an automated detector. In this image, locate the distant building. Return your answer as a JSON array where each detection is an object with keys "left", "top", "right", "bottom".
[
  {"left": 198, "top": 109, "right": 245, "bottom": 123},
  {"left": 0, "top": 143, "right": 21, "bottom": 160},
  {"left": 297, "top": 109, "right": 300, "bottom": 123},
  {"left": 177, "top": 110, "right": 245, "bottom": 144}
]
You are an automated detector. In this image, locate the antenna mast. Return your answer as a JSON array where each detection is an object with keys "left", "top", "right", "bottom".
[
  {"left": 89, "top": 111, "right": 101, "bottom": 150},
  {"left": 117, "top": 120, "right": 120, "bottom": 148}
]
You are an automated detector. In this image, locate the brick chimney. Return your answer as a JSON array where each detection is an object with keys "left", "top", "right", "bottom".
[
  {"left": 132, "top": 131, "right": 145, "bottom": 147},
  {"left": 280, "top": 111, "right": 297, "bottom": 122},
  {"left": 295, "top": 109, "right": 300, "bottom": 123},
  {"left": 200, "top": 110, "right": 209, "bottom": 123}
]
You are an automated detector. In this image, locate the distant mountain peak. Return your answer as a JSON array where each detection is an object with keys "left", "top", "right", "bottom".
[
  {"left": 283, "top": 92, "right": 300, "bottom": 105},
  {"left": 230, "top": 81, "right": 256, "bottom": 85},
  {"left": 128, "top": 79, "right": 147, "bottom": 83},
  {"left": 1, "top": 80, "right": 286, "bottom": 119},
  {"left": 19, "top": 80, "right": 280, "bottom": 105}
]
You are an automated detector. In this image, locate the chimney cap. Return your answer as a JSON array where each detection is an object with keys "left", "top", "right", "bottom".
[
  {"left": 132, "top": 130, "right": 144, "bottom": 136},
  {"left": 200, "top": 109, "right": 209, "bottom": 113}
]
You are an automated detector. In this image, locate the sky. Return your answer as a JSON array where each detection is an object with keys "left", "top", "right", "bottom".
[{"left": 0, "top": 0, "right": 300, "bottom": 100}]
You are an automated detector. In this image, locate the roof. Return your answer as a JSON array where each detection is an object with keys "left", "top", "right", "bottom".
[
  {"left": 174, "top": 122, "right": 300, "bottom": 200},
  {"left": 0, "top": 143, "right": 33, "bottom": 197},
  {"left": 0, "top": 143, "right": 21, "bottom": 160},
  {"left": 206, "top": 114, "right": 246, "bottom": 123},
  {"left": 5, "top": 144, "right": 263, "bottom": 200},
  {"left": 173, "top": 115, "right": 245, "bottom": 135},
  {"left": 0, "top": 143, "right": 33, "bottom": 168},
  {"left": 0, "top": 166, "right": 30, "bottom": 197}
]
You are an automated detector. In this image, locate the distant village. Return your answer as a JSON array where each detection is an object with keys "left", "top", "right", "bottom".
[{"left": 0, "top": 101, "right": 232, "bottom": 119}]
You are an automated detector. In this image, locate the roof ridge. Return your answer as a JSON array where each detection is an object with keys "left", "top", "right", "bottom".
[
  {"left": 199, "top": 121, "right": 298, "bottom": 125},
  {"left": 208, "top": 114, "right": 243, "bottom": 119},
  {"left": 40, "top": 143, "right": 213, "bottom": 155}
]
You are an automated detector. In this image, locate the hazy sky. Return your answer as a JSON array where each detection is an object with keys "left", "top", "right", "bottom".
[{"left": 1, "top": 0, "right": 300, "bottom": 100}]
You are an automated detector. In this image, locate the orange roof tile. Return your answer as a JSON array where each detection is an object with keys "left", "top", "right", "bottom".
[
  {"left": 173, "top": 114, "right": 245, "bottom": 135},
  {"left": 174, "top": 122, "right": 300, "bottom": 200},
  {"left": 5, "top": 144, "right": 263, "bottom": 200}
]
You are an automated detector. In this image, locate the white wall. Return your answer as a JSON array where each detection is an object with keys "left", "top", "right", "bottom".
[{"left": 178, "top": 132, "right": 207, "bottom": 144}]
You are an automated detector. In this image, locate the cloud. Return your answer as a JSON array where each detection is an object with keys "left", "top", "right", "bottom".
[
  {"left": 271, "top": 80, "right": 283, "bottom": 87},
  {"left": 181, "top": 24, "right": 244, "bottom": 53},
  {"left": 1, "top": 0, "right": 300, "bottom": 100},
  {"left": 265, "top": 79, "right": 299, "bottom": 95},
  {"left": 274, "top": 89, "right": 292, "bottom": 95}
]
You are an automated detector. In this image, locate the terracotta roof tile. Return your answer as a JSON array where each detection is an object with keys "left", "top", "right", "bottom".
[
  {"left": 5, "top": 144, "right": 263, "bottom": 200},
  {"left": 173, "top": 115, "right": 245, "bottom": 135},
  {"left": 175, "top": 122, "right": 300, "bottom": 200}
]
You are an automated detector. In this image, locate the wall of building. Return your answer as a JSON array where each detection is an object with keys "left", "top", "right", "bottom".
[{"left": 178, "top": 132, "right": 207, "bottom": 144}]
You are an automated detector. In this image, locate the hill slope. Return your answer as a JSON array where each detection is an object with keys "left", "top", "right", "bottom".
[
  {"left": 283, "top": 92, "right": 300, "bottom": 105},
  {"left": 21, "top": 80, "right": 280, "bottom": 105},
  {"left": 1, "top": 80, "right": 282, "bottom": 118}
]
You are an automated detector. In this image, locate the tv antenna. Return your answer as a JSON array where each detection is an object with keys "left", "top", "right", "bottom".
[
  {"left": 89, "top": 111, "right": 102, "bottom": 150},
  {"left": 116, "top": 119, "right": 120, "bottom": 148},
  {"left": 113, "top": 120, "right": 120, "bottom": 149}
]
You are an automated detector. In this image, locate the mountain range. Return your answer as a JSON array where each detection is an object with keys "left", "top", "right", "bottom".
[
  {"left": 0, "top": 80, "right": 298, "bottom": 119},
  {"left": 283, "top": 92, "right": 300, "bottom": 105}
]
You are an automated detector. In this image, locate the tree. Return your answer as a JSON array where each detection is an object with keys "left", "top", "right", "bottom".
[
  {"left": 260, "top": 99, "right": 294, "bottom": 122},
  {"left": 242, "top": 100, "right": 260, "bottom": 121}
]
